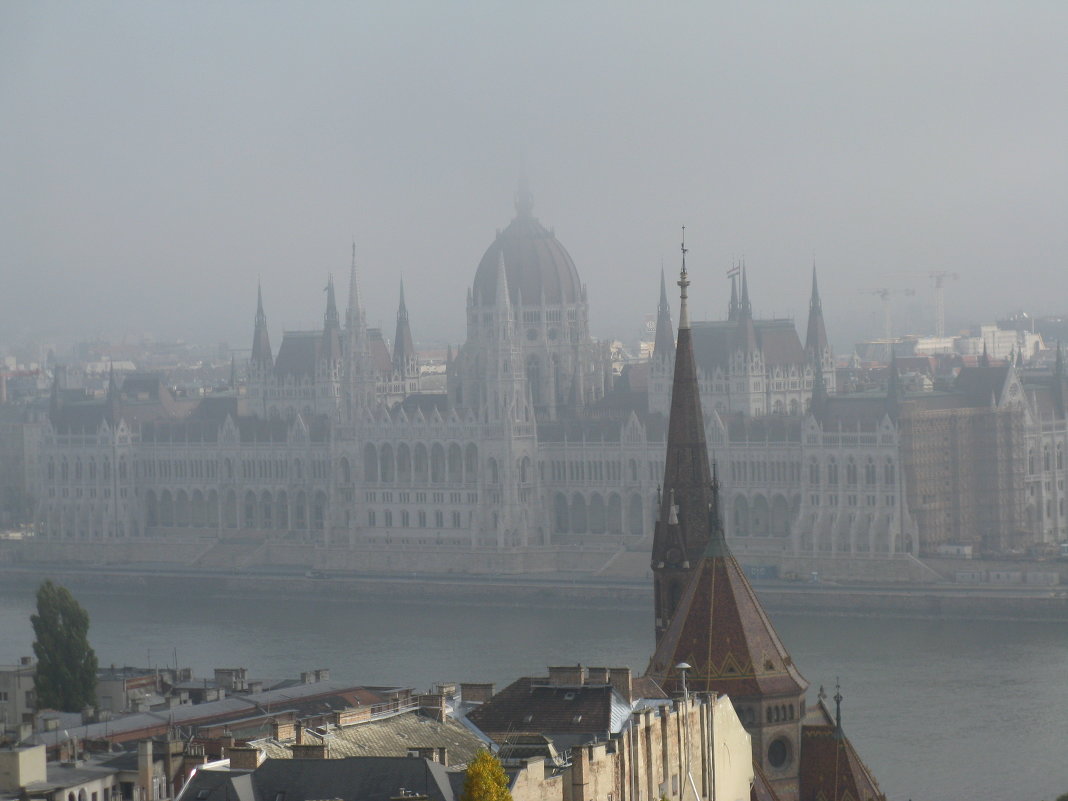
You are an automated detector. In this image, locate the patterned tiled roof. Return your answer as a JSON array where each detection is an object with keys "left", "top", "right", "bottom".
[
  {"left": 799, "top": 717, "right": 884, "bottom": 801},
  {"left": 646, "top": 548, "right": 808, "bottom": 699},
  {"left": 252, "top": 711, "right": 485, "bottom": 767}
]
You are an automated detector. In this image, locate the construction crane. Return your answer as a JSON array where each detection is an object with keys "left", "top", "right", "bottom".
[
  {"left": 929, "top": 271, "right": 959, "bottom": 337},
  {"left": 861, "top": 288, "right": 893, "bottom": 340}
]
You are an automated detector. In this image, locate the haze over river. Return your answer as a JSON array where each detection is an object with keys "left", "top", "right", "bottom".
[{"left": 1, "top": 579, "right": 1065, "bottom": 801}]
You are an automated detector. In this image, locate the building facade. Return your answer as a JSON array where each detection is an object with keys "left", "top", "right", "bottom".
[{"left": 32, "top": 190, "right": 1068, "bottom": 565}]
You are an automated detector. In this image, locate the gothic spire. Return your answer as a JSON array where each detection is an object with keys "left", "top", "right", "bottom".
[
  {"left": 727, "top": 265, "right": 739, "bottom": 322},
  {"left": 647, "top": 237, "right": 808, "bottom": 721},
  {"left": 649, "top": 231, "right": 715, "bottom": 638},
  {"left": 805, "top": 262, "right": 830, "bottom": 355},
  {"left": 392, "top": 278, "right": 417, "bottom": 377},
  {"left": 733, "top": 263, "right": 758, "bottom": 353},
  {"left": 653, "top": 268, "right": 676, "bottom": 363},
  {"left": 740, "top": 262, "right": 752, "bottom": 318},
  {"left": 346, "top": 241, "right": 365, "bottom": 333},
  {"left": 322, "top": 275, "right": 343, "bottom": 364},
  {"left": 980, "top": 340, "right": 991, "bottom": 367},
  {"left": 251, "top": 282, "right": 273, "bottom": 368},
  {"left": 324, "top": 274, "right": 340, "bottom": 331}
]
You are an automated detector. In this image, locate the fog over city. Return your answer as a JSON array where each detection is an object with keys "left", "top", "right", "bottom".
[{"left": 3, "top": 2, "right": 1067, "bottom": 351}]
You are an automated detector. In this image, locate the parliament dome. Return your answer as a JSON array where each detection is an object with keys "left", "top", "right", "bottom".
[{"left": 472, "top": 188, "right": 583, "bottom": 308}]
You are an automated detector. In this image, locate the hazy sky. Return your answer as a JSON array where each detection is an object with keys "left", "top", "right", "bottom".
[{"left": 3, "top": 2, "right": 1067, "bottom": 354}]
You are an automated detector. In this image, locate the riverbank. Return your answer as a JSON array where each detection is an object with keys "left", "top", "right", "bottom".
[{"left": 3, "top": 562, "right": 1067, "bottom": 622}]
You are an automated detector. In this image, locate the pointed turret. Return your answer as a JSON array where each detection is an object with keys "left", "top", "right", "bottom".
[
  {"left": 322, "top": 275, "right": 343, "bottom": 364},
  {"left": 346, "top": 241, "right": 366, "bottom": 334},
  {"left": 733, "top": 265, "right": 759, "bottom": 353},
  {"left": 650, "top": 231, "right": 715, "bottom": 640},
  {"left": 251, "top": 283, "right": 273, "bottom": 369},
  {"left": 727, "top": 266, "right": 739, "bottom": 322},
  {"left": 392, "top": 279, "right": 417, "bottom": 378},
  {"left": 805, "top": 264, "right": 830, "bottom": 355},
  {"left": 652, "top": 268, "right": 675, "bottom": 363},
  {"left": 980, "top": 340, "right": 991, "bottom": 367}
]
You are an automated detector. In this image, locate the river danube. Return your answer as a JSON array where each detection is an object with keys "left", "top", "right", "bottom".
[{"left": 1, "top": 579, "right": 1065, "bottom": 801}]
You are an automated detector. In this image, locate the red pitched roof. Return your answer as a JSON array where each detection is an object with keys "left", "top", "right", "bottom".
[
  {"left": 799, "top": 719, "right": 884, "bottom": 801},
  {"left": 646, "top": 549, "right": 807, "bottom": 699}
]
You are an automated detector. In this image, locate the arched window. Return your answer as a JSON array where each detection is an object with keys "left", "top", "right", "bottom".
[
  {"left": 809, "top": 459, "right": 819, "bottom": 486},
  {"left": 464, "top": 444, "right": 478, "bottom": 482},
  {"left": 430, "top": 443, "right": 445, "bottom": 483},
  {"left": 448, "top": 443, "right": 462, "bottom": 482},
  {"left": 380, "top": 444, "right": 395, "bottom": 483},
  {"left": 884, "top": 459, "right": 895, "bottom": 485},
  {"left": 827, "top": 458, "right": 838, "bottom": 485}
]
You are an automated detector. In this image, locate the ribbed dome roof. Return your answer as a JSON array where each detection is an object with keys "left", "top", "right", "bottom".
[{"left": 472, "top": 191, "right": 583, "bottom": 307}]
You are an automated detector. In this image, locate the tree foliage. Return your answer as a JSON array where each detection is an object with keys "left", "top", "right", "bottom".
[
  {"left": 31, "top": 580, "right": 98, "bottom": 712},
  {"left": 460, "top": 749, "right": 512, "bottom": 801}
]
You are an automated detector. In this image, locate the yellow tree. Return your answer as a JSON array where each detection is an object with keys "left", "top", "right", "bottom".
[{"left": 460, "top": 749, "right": 512, "bottom": 801}]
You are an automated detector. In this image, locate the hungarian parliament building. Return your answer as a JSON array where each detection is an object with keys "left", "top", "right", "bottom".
[{"left": 35, "top": 187, "right": 1068, "bottom": 571}]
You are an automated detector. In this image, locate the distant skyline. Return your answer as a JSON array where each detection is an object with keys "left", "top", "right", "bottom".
[{"left": 4, "top": 3, "right": 1066, "bottom": 353}]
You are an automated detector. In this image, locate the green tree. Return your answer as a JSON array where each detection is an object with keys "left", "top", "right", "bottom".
[
  {"left": 31, "top": 580, "right": 99, "bottom": 712},
  {"left": 460, "top": 749, "right": 512, "bottom": 801}
]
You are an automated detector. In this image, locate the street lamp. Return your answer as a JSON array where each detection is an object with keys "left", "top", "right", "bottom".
[{"left": 676, "top": 661, "right": 691, "bottom": 700}]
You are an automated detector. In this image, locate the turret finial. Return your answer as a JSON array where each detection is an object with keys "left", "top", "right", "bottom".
[
  {"left": 834, "top": 677, "right": 844, "bottom": 739},
  {"left": 677, "top": 226, "right": 691, "bottom": 330}
]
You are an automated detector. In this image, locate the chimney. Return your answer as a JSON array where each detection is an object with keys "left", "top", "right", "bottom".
[
  {"left": 294, "top": 722, "right": 303, "bottom": 745},
  {"left": 548, "top": 665, "right": 586, "bottom": 686},
  {"left": 608, "top": 668, "right": 634, "bottom": 703},
  {"left": 270, "top": 720, "right": 296, "bottom": 742},
  {"left": 417, "top": 694, "right": 445, "bottom": 723},
  {"left": 291, "top": 744, "right": 328, "bottom": 760},
  {"left": 459, "top": 683, "right": 494, "bottom": 704},
  {"left": 226, "top": 747, "right": 263, "bottom": 771},
  {"left": 300, "top": 672, "right": 312, "bottom": 684},
  {"left": 137, "top": 740, "right": 154, "bottom": 801},
  {"left": 314, "top": 669, "right": 330, "bottom": 682},
  {"left": 585, "top": 667, "right": 610, "bottom": 685}
]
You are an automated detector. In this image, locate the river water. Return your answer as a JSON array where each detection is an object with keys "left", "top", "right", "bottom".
[{"left": 1, "top": 579, "right": 1065, "bottom": 801}]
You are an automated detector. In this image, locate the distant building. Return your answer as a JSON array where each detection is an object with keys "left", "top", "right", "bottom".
[
  {"left": 0, "top": 657, "right": 36, "bottom": 729},
  {"left": 30, "top": 185, "right": 1068, "bottom": 571}
]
